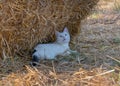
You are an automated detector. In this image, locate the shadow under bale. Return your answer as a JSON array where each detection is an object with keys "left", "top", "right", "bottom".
[{"left": 0, "top": 0, "right": 99, "bottom": 58}]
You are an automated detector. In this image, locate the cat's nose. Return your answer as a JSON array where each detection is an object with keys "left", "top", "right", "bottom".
[{"left": 63, "top": 38, "right": 66, "bottom": 41}]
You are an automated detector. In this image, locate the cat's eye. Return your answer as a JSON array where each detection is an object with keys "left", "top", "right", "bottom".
[
  {"left": 65, "top": 34, "right": 67, "bottom": 36},
  {"left": 60, "top": 35, "right": 63, "bottom": 37}
]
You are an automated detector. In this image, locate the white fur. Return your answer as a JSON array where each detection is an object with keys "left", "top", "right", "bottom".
[
  {"left": 33, "top": 43, "right": 69, "bottom": 59},
  {"left": 32, "top": 27, "right": 70, "bottom": 60}
]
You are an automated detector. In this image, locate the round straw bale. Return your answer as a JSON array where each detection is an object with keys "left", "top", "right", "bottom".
[{"left": 0, "top": 0, "right": 99, "bottom": 57}]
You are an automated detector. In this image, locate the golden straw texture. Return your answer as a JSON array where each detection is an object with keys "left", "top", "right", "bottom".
[{"left": 0, "top": 0, "right": 99, "bottom": 57}]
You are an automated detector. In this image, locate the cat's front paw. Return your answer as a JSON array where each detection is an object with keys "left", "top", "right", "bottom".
[{"left": 62, "top": 51, "right": 71, "bottom": 56}]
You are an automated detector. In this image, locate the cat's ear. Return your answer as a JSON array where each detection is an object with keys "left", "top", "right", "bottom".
[
  {"left": 63, "top": 27, "right": 69, "bottom": 33},
  {"left": 55, "top": 30, "right": 60, "bottom": 36}
]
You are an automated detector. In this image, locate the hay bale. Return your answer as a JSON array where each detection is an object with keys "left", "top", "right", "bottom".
[{"left": 0, "top": 0, "right": 99, "bottom": 57}]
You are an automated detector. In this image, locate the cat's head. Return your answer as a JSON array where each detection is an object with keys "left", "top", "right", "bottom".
[{"left": 55, "top": 27, "right": 70, "bottom": 44}]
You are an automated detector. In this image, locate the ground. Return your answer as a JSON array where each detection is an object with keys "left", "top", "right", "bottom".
[{"left": 0, "top": 0, "right": 120, "bottom": 86}]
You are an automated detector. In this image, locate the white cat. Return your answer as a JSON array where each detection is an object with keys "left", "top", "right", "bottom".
[{"left": 31, "top": 27, "right": 71, "bottom": 66}]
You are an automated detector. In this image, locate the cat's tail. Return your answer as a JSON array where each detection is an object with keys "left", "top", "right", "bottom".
[
  {"left": 31, "top": 55, "right": 39, "bottom": 66},
  {"left": 30, "top": 51, "right": 39, "bottom": 66}
]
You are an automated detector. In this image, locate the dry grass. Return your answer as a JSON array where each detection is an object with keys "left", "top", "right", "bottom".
[
  {"left": 0, "top": 65, "right": 117, "bottom": 86},
  {"left": 113, "top": 0, "right": 120, "bottom": 11},
  {"left": 0, "top": 0, "right": 120, "bottom": 86}
]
